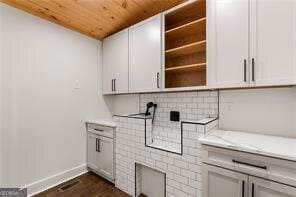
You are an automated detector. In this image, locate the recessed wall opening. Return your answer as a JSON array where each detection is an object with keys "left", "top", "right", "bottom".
[
  {"left": 145, "top": 119, "right": 182, "bottom": 154},
  {"left": 135, "top": 163, "right": 166, "bottom": 197}
]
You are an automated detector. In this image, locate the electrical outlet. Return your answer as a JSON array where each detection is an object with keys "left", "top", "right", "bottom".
[{"left": 74, "top": 80, "right": 80, "bottom": 89}]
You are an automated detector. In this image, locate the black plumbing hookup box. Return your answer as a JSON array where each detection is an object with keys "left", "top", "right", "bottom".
[{"left": 170, "top": 111, "right": 180, "bottom": 122}]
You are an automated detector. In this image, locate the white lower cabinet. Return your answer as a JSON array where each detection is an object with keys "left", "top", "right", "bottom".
[
  {"left": 203, "top": 164, "right": 296, "bottom": 197},
  {"left": 87, "top": 133, "right": 100, "bottom": 171},
  {"left": 98, "top": 136, "right": 114, "bottom": 179},
  {"left": 249, "top": 176, "right": 296, "bottom": 197},
  {"left": 202, "top": 164, "right": 248, "bottom": 197},
  {"left": 87, "top": 123, "right": 114, "bottom": 182}
]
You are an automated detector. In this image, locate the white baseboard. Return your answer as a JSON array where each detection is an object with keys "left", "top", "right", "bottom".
[{"left": 22, "top": 164, "right": 88, "bottom": 196}]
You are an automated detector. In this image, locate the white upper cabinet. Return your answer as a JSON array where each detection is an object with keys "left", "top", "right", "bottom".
[
  {"left": 129, "top": 14, "right": 162, "bottom": 93},
  {"left": 250, "top": 0, "right": 296, "bottom": 86},
  {"left": 102, "top": 0, "right": 296, "bottom": 93},
  {"left": 209, "top": 0, "right": 296, "bottom": 88},
  {"left": 208, "top": 0, "right": 249, "bottom": 88},
  {"left": 102, "top": 29, "right": 129, "bottom": 94}
]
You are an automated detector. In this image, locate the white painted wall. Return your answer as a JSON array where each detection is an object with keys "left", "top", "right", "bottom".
[
  {"left": 0, "top": 3, "right": 111, "bottom": 194},
  {"left": 0, "top": 5, "right": 6, "bottom": 184},
  {"left": 105, "top": 94, "right": 140, "bottom": 115},
  {"left": 219, "top": 87, "right": 296, "bottom": 137},
  {"left": 104, "top": 87, "right": 296, "bottom": 139}
]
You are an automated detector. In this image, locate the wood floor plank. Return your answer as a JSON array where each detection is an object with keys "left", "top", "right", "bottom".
[{"left": 34, "top": 172, "right": 130, "bottom": 197}]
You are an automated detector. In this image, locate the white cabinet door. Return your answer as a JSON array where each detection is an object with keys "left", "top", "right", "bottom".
[
  {"left": 202, "top": 164, "right": 248, "bottom": 197},
  {"left": 249, "top": 176, "right": 296, "bottom": 197},
  {"left": 87, "top": 133, "right": 100, "bottom": 171},
  {"left": 102, "top": 29, "right": 129, "bottom": 94},
  {"left": 98, "top": 136, "right": 114, "bottom": 179},
  {"left": 129, "top": 14, "right": 162, "bottom": 92},
  {"left": 250, "top": 0, "right": 296, "bottom": 86},
  {"left": 208, "top": 0, "right": 250, "bottom": 88}
]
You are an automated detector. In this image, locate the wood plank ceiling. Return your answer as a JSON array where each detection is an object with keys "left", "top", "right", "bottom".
[{"left": 1, "top": 0, "right": 185, "bottom": 40}]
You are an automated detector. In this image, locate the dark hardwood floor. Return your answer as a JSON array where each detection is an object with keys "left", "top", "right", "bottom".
[{"left": 34, "top": 172, "right": 130, "bottom": 197}]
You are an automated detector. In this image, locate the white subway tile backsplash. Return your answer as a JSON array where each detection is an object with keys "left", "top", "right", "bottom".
[
  {"left": 174, "top": 159, "right": 188, "bottom": 169},
  {"left": 114, "top": 91, "right": 219, "bottom": 197},
  {"left": 140, "top": 91, "right": 218, "bottom": 150}
]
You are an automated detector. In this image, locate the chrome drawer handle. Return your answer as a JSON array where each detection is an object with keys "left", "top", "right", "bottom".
[
  {"left": 94, "top": 128, "right": 104, "bottom": 132},
  {"left": 232, "top": 159, "right": 267, "bottom": 170}
]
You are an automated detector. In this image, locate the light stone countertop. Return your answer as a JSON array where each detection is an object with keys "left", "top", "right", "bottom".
[
  {"left": 199, "top": 129, "right": 296, "bottom": 162},
  {"left": 85, "top": 118, "right": 117, "bottom": 128},
  {"left": 113, "top": 113, "right": 152, "bottom": 119},
  {"left": 182, "top": 117, "right": 218, "bottom": 124}
]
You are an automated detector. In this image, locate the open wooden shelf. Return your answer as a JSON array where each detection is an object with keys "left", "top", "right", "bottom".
[
  {"left": 165, "top": 40, "right": 206, "bottom": 58},
  {"left": 165, "top": 51, "right": 206, "bottom": 69},
  {"left": 165, "top": 0, "right": 206, "bottom": 31},
  {"left": 165, "top": 63, "right": 206, "bottom": 71},
  {"left": 165, "top": 18, "right": 206, "bottom": 50},
  {"left": 165, "top": 66, "right": 206, "bottom": 88},
  {"left": 165, "top": 0, "right": 206, "bottom": 89},
  {"left": 165, "top": 17, "right": 206, "bottom": 34},
  {"left": 165, "top": 0, "right": 206, "bottom": 50}
]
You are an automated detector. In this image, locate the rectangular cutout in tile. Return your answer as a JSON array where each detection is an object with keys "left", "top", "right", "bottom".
[{"left": 135, "top": 163, "right": 166, "bottom": 197}]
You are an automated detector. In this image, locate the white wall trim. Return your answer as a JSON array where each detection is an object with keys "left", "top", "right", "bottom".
[{"left": 23, "top": 164, "right": 88, "bottom": 196}]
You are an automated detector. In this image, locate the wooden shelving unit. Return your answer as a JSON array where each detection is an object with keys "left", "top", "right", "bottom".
[
  {"left": 164, "top": 0, "right": 206, "bottom": 89},
  {"left": 165, "top": 40, "right": 206, "bottom": 58},
  {"left": 165, "top": 63, "right": 206, "bottom": 71},
  {"left": 165, "top": 17, "right": 206, "bottom": 34}
]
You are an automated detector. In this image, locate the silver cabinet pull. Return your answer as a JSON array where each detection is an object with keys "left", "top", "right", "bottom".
[
  {"left": 244, "top": 59, "right": 247, "bottom": 82},
  {"left": 94, "top": 128, "right": 104, "bottom": 132},
  {"left": 111, "top": 79, "right": 114, "bottom": 91},
  {"left": 242, "top": 180, "right": 245, "bottom": 197},
  {"left": 97, "top": 139, "right": 101, "bottom": 152},
  {"left": 252, "top": 183, "right": 255, "bottom": 197},
  {"left": 252, "top": 58, "right": 255, "bottom": 82},
  {"left": 95, "top": 138, "right": 98, "bottom": 152},
  {"left": 157, "top": 72, "right": 160, "bottom": 88},
  {"left": 232, "top": 159, "right": 267, "bottom": 170},
  {"left": 114, "top": 78, "right": 116, "bottom": 92}
]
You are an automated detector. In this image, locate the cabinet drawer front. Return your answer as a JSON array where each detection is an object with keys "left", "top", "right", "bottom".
[
  {"left": 202, "top": 145, "right": 296, "bottom": 187},
  {"left": 87, "top": 123, "right": 113, "bottom": 138}
]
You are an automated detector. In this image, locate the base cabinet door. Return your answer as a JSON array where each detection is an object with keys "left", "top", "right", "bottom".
[
  {"left": 87, "top": 133, "right": 100, "bottom": 171},
  {"left": 249, "top": 176, "right": 296, "bottom": 197},
  {"left": 202, "top": 164, "right": 248, "bottom": 197},
  {"left": 98, "top": 136, "right": 114, "bottom": 179}
]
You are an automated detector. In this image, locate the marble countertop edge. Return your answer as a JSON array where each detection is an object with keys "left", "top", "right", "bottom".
[{"left": 199, "top": 129, "right": 296, "bottom": 162}]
